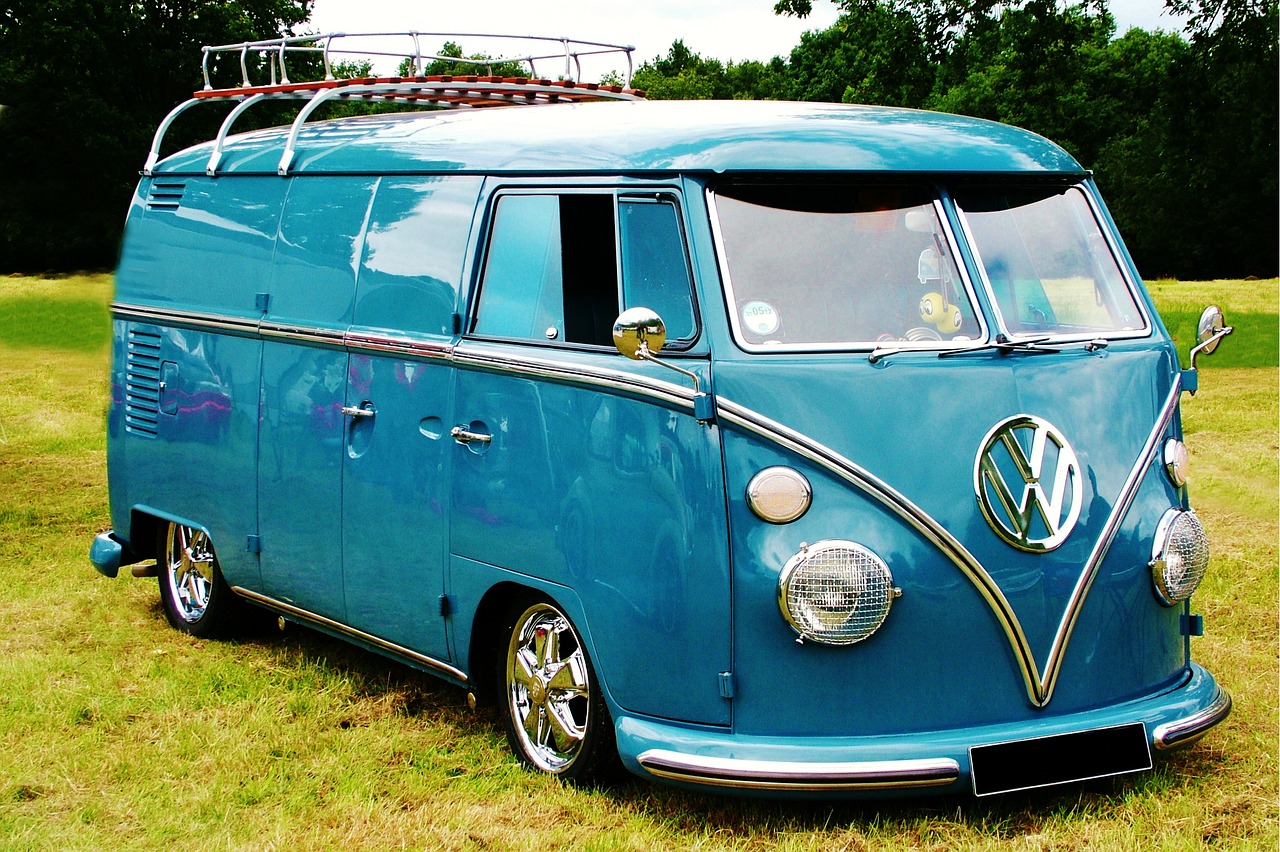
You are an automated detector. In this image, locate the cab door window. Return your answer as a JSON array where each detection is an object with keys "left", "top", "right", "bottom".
[{"left": 472, "top": 191, "right": 696, "bottom": 346}]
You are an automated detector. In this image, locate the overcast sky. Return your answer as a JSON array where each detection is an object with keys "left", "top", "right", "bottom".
[{"left": 308, "top": 0, "right": 1190, "bottom": 78}]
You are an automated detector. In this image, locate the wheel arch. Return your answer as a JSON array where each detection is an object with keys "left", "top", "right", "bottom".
[{"left": 463, "top": 579, "right": 609, "bottom": 710}]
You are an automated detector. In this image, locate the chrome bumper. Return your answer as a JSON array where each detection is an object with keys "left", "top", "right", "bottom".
[
  {"left": 636, "top": 751, "right": 960, "bottom": 792},
  {"left": 1153, "top": 686, "right": 1232, "bottom": 750}
]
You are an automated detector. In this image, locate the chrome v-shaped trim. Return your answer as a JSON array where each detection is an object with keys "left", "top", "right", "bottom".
[{"left": 716, "top": 376, "right": 1182, "bottom": 708}]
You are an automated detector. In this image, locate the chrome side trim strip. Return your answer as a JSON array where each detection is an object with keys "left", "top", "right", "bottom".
[
  {"left": 113, "top": 301, "right": 261, "bottom": 335},
  {"left": 346, "top": 329, "right": 454, "bottom": 362},
  {"left": 637, "top": 750, "right": 960, "bottom": 791},
  {"left": 232, "top": 586, "right": 468, "bottom": 682},
  {"left": 717, "top": 376, "right": 1183, "bottom": 708},
  {"left": 452, "top": 343, "right": 697, "bottom": 412},
  {"left": 113, "top": 303, "right": 457, "bottom": 362},
  {"left": 1040, "top": 376, "right": 1183, "bottom": 700},
  {"left": 1153, "top": 686, "right": 1232, "bottom": 750},
  {"left": 260, "top": 321, "right": 346, "bottom": 346}
]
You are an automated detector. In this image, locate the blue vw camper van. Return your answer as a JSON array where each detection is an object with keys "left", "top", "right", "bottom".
[{"left": 90, "top": 33, "right": 1233, "bottom": 796}]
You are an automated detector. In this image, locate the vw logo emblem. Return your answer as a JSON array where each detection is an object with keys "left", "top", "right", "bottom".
[{"left": 974, "top": 415, "right": 1083, "bottom": 552}]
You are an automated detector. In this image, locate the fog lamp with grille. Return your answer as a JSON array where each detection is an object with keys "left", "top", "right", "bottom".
[
  {"left": 777, "top": 540, "right": 900, "bottom": 645},
  {"left": 1150, "top": 509, "right": 1210, "bottom": 606}
]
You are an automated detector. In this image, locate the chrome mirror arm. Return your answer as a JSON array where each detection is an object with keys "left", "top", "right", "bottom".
[{"left": 1189, "top": 324, "right": 1233, "bottom": 371}]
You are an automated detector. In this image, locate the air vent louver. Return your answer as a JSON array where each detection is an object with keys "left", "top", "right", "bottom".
[
  {"left": 146, "top": 181, "right": 186, "bottom": 211},
  {"left": 125, "top": 328, "right": 162, "bottom": 436}
]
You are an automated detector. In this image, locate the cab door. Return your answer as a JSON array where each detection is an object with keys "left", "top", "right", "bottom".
[{"left": 450, "top": 189, "right": 732, "bottom": 726}]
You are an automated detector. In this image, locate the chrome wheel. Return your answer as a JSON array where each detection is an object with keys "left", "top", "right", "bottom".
[
  {"left": 164, "top": 523, "right": 215, "bottom": 623},
  {"left": 504, "top": 601, "right": 595, "bottom": 774}
]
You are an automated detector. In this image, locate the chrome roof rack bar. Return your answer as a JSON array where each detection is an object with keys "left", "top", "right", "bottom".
[{"left": 144, "top": 32, "right": 643, "bottom": 175}]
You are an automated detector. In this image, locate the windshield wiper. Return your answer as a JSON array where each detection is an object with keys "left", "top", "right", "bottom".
[{"left": 936, "top": 334, "right": 1061, "bottom": 358}]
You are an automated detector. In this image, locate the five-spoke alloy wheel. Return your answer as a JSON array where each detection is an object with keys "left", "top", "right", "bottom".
[{"left": 500, "top": 598, "right": 617, "bottom": 782}]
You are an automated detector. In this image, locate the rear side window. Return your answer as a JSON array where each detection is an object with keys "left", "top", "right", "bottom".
[{"left": 472, "top": 191, "right": 696, "bottom": 347}]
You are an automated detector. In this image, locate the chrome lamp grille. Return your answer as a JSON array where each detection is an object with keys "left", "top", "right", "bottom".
[
  {"left": 1151, "top": 509, "right": 1210, "bottom": 605},
  {"left": 778, "top": 540, "right": 897, "bottom": 645}
]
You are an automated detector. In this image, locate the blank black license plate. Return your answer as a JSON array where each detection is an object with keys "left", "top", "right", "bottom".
[{"left": 970, "top": 723, "right": 1152, "bottom": 796}]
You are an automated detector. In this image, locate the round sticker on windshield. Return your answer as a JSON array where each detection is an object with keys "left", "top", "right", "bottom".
[{"left": 741, "top": 301, "right": 780, "bottom": 336}]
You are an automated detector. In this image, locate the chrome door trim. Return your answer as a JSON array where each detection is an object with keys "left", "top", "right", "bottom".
[
  {"left": 637, "top": 749, "right": 960, "bottom": 791},
  {"left": 452, "top": 342, "right": 698, "bottom": 413},
  {"left": 345, "top": 329, "right": 454, "bottom": 361},
  {"left": 232, "top": 586, "right": 467, "bottom": 682}
]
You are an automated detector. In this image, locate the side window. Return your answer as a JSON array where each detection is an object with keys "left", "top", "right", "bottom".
[
  {"left": 473, "top": 191, "right": 697, "bottom": 347},
  {"left": 472, "top": 194, "right": 617, "bottom": 346},
  {"left": 620, "top": 198, "right": 697, "bottom": 341}
]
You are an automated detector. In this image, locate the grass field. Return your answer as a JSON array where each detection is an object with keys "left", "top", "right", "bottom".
[{"left": 0, "top": 273, "right": 1276, "bottom": 849}]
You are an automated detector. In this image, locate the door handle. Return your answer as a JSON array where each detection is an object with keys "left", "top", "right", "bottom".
[
  {"left": 450, "top": 425, "right": 492, "bottom": 445},
  {"left": 341, "top": 405, "right": 375, "bottom": 419}
]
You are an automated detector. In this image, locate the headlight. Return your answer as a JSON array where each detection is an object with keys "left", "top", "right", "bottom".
[
  {"left": 1150, "top": 509, "right": 1210, "bottom": 605},
  {"left": 746, "top": 467, "right": 812, "bottom": 524},
  {"left": 778, "top": 540, "right": 900, "bottom": 645}
]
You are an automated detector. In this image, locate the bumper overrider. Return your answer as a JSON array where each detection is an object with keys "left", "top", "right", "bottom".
[{"left": 619, "top": 664, "right": 1229, "bottom": 796}]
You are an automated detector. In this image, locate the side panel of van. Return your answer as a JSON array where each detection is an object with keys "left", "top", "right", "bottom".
[
  {"left": 340, "top": 176, "right": 483, "bottom": 662},
  {"left": 114, "top": 177, "right": 285, "bottom": 589},
  {"left": 257, "top": 177, "right": 376, "bottom": 617}
]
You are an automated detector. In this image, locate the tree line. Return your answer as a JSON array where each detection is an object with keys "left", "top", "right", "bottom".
[{"left": 0, "top": 0, "right": 1274, "bottom": 278}]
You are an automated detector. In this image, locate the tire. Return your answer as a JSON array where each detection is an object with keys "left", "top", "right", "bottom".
[
  {"left": 156, "top": 521, "right": 242, "bottom": 637},
  {"left": 499, "top": 596, "right": 619, "bottom": 784}
]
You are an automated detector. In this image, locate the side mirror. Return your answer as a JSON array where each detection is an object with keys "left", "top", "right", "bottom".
[
  {"left": 612, "top": 307, "right": 715, "bottom": 423},
  {"left": 612, "top": 307, "right": 667, "bottom": 360},
  {"left": 1189, "top": 305, "right": 1233, "bottom": 370}
]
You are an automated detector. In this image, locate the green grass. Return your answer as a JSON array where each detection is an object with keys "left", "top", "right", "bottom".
[
  {"left": 0, "top": 274, "right": 1275, "bottom": 849},
  {"left": 1146, "top": 278, "right": 1279, "bottom": 368}
]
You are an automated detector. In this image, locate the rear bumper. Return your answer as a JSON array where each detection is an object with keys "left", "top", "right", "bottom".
[
  {"left": 89, "top": 530, "right": 138, "bottom": 578},
  {"left": 616, "top": 663, "right": 1229, "bottom": 797}
]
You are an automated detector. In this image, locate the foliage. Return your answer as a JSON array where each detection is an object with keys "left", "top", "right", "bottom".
[
  {"left": 0, "top": 0, "right": 1274, "bottom": 279},
  {"left": 0, "top": 0, "right": 311, "bottom": 272},
  {"left": 409, "top": 40, "right": 532, "bottom": 79},
  {"left": 637, "top": 0, "right": 1277, "bottom": 279},
  {"left": 0, "top": 274, "right": 1274, "bottom": 847}
]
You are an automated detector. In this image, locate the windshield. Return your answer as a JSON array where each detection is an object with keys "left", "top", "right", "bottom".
[
  {"left": 954, "top": 185, "right": 1146, "bottom": 339},
  {"left": 713, "top": 184, "right": 982, "bottom": 350}
]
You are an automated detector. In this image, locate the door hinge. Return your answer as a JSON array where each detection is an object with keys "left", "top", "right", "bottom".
[
  {"left": 255, "top": 292, "right": 270, "bottom": 312},
  {"left": 438, "top": 594, "right": 452, "bottom": 617},
  {"left": 1180, "top": 613, "right": 1204, "bottom": 637},
  {"left": 717, "top": 671, "right": 735, "bottom": 699},
  {"left": 246, "top": 534, "right": 261, "bottom": 554}
]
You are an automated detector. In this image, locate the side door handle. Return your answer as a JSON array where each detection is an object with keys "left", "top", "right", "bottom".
[
  {"left": 341, "top": 405, "right": 375, "bottom": 419},
  {"left": 450, "top": 425, "right": 492, "bottom": 445}
]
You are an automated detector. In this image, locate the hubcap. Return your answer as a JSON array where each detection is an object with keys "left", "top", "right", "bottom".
[
  {"left": 506, "top": 604, "right": 591, "bottom": 773},
  {"left": 166, "top": 524, "right": 214, "bottom": 622}
]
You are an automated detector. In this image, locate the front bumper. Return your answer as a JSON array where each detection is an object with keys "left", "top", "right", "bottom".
[{"left": 617, "top": 663, "right": 1229, "bottom": 797}]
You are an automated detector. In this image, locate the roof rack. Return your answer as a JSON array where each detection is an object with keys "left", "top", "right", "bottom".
[{"left": 143, "top": 32, "right": 645, "bottom": 177}]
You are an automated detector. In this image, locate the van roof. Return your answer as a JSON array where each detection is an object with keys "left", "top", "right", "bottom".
[{"left": 154, "top": 99, "right": 1085, "bottom": 177}]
